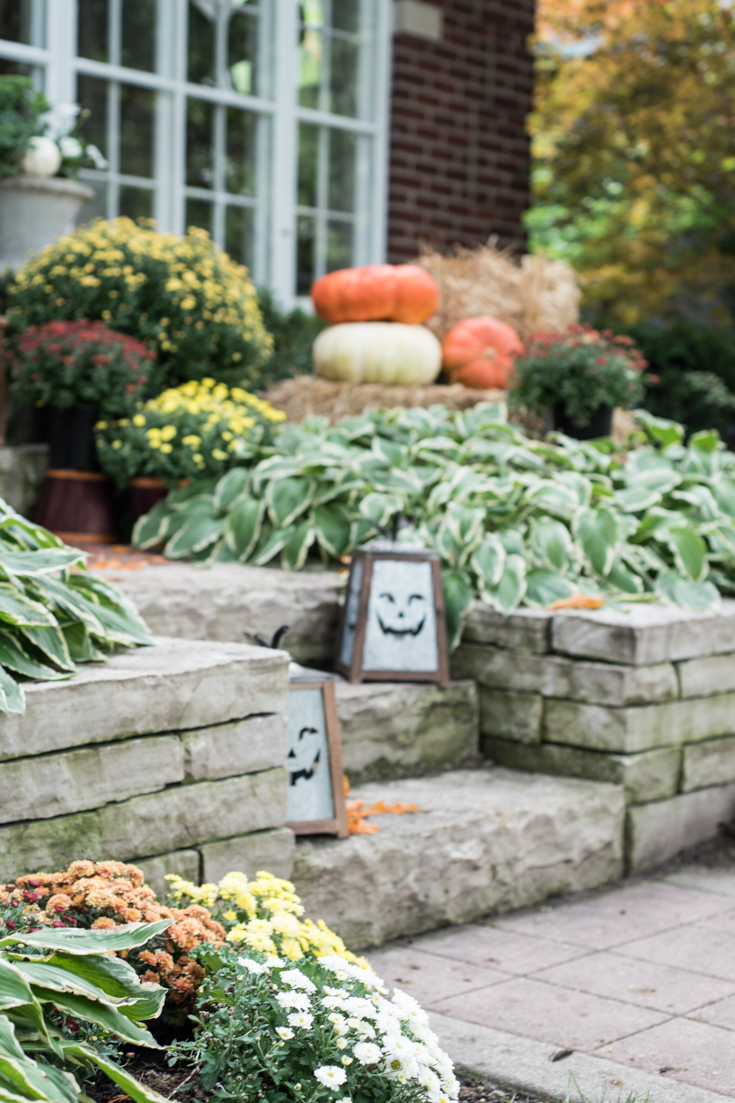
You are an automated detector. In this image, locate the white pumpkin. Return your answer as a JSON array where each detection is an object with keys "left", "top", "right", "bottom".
[
  {"left": 21, "top": 136, "right": 62, "bottom": 177},
  {"left": 313, "top": 322, "right": 442, "bottom": 385}
]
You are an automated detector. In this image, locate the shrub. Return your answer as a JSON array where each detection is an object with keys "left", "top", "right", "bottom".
[
  {"left": 256, "top": 286, "right": 327, "bottom": 387},
  {"left": 510, "top": 324, "right": 648, "bottom": 425},
  {"left": 0, "top": 76, "right": 46, "bottom": 178},
  {"left": 9, "top": 319, "right": 161, "bottom": 419},
  {"left": 8, "top": 218, "right": 274, "bottom": 388},
  {"left": 95, "top": 378, "right": 286, "bottom": 489}
]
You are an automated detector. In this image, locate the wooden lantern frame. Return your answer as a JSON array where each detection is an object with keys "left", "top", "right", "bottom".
[
  {"left": 286, "top": 678, "right": 349, "bottom": 838},
  {"left": 334, "top": 546, "right": 449, "bottom": 687}
]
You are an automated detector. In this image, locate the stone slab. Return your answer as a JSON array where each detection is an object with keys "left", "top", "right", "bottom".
[
  {"left": 677, "top": 652, "right": 735, "bottom": 698},
  {"left": 200, "top": 828, "right": 295, "bottom": 882},
  {"left": 462, "top": 603, "right": 551, "bottom": 653},
  {"left": 682, "top": 736, "right": 735, "bottom": 792},
  {"left": 452, "top": 642, "right": 678, "bottom": 706},
  {"left": 0, "top": 734, "right": 184, "bottom": 824},
  {"left": 182, "top": 714, "right": 288, "bottom": 782},
  {"left": 551, "top": 600, "right": 735, "bottom": 665},
  {"left": 135, "top": 849, "right": 201, "bottom": 900},
  {"left": 626, "top": 783, "right": 735, "bottom": 873},
  {"left": 292, "top": 768, "right": 624, "bottom": 949},
  {"left": 0, "top": 767, "right": 287, "bottom": 880},
  {"left": 336, "top": 678, "right": 478, "bottom": 783},
  {"left": 95, "top": 563, "right": 345, "bottom": 666},
  {"left": 483, "top": 738, "right": 681, "bottom": 804},
  {"left": 478, "top": 688, "right": 543, "bottom": 744},
  {"left": 0, "top": 636, "right": 289, "bottom": 762},
  {"left": 544, "top": 693, "right": 735, "bottom": 754}
]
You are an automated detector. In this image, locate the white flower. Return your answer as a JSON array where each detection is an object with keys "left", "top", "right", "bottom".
[
  {"left": 347, "top": 1017, "right": 375, "bottom": 1038},
  {"left": 276, "top": 1026, "right": 294, "bottom": 1040},
  {"left": 324, "top": 986, "right": 345, "bottom": 997},
  {"left": 267, "top": 956, "right": 284, "bottom": 967},
  {"left": 59, "top": 136, "right": 83, "bottom": 158},
  {"left": 288, "top": 1011, "right": 313, "bottom": 1029},
  {"left": 314, "top": 1065, "right": 347, "bottom": 1089},
  {"left": 353, "top": 1041, "right": 381, "bottom": 1066},
  {"left": 40, "top": 103, "right": 79, "bottom": 140},
  {"left": 341, "top": 1056, "right": 353, "bottom": 1066},
  {"left": 276, "top": 990, "right": 311, "bottom": 1011},
  {"left": 392, "top": 989, "right": 429, "bottom": 1025},
  {"left": 336, "top": 1098, "right": 351, "bottom": 1103},
  {"left": 322, "top": 995, "right": 346, "bottom": 1010},
  {"left": 238, "top": 956, "right": 268, "bottom": 975},
  {"left": 86, "top": 143, "right": 108, "bottom": 170},
  {"left": 281, "top": 968, "right": 317, "bottom": 993},
  {"left": 335, "top": 1037, "right": 348, "bottom": 1050}
]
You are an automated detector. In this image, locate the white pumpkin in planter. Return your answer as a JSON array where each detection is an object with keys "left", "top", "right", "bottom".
[
  {"left": 21, "top": 136, "right": 62, "bottom": 177},
  {"left": 313, "top": 322, "right": 442, "bottom": 385}
]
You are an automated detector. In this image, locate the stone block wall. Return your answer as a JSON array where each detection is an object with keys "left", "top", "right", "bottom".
[
  {"left": 452, "top": 601, "right": 735, "bottom": 873},
  {"left": 0, "top": 637, "right": 294, "bottom": 894}
]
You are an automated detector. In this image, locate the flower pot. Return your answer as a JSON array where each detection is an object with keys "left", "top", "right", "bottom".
[
  {"left": 47, "top": 404, "right": 100, "bottom": 472},
  {"left": 552, "top": 403, "right": 613, "bottom": 441},
  {"left": 34, "top": 469, "right": 117, "bottom": 544},
  {"left": 128, "top": 476, "right": 168, "bottom": 520},
  {"left": 0, "top": 174, "right": 94, "bottom": 272}
]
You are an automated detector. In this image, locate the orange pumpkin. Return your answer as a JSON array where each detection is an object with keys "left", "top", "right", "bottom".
[
  {"left": 442, "top": 316, "right": 524, "bottom": 389},
  {"left": 311, "top": 264, "right": 439, "bottom": 325}
]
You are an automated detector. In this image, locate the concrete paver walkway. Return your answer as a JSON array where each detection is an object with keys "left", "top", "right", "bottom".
[{"left": 369, "top": 865, "right": 735, "bottom": 1097}]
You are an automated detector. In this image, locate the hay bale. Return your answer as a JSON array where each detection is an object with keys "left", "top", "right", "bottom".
[{"left": 413, "top": 243, "right": 580, "bottom": 343}]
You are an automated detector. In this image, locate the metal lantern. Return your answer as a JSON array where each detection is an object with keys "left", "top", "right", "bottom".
[{"left": 335, "top": 541, "right": 449, "bottom": 686}]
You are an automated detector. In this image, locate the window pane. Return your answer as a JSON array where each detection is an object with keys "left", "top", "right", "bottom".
[
  {"left": 185, "top": 196, "right": 212, "bottom": 233},
  {"left": 77, "top": 74, "right": 108, "bottom": 160},
  {"left": 226, "top": 108, "right": 255, "bottom": 196},
  {"left": 188, "top": 0, "right": 215, "bottom": 85},
  {"left": 225, "top": 204, "right": 253, "bottom": 269},
  {"left": 0, "top": 58, "right": 33, "bottom": 76},
  {"left": 0, "top": 0, "right": 44, "bottom": 45},
  {"left": 327, "top": 219, "right": 352, "bottom": 272},
  {"left": 331, "top": 0, "right": 357, "bottom": 33},
  {"left": 228, "top": 9, "right": 257, "bottom": 95},
  {"left": 77, "top": 0, "right": 108, "bottom": 62},
  {"left": 120, "top": 84, "right": 154, "bottom": 177},
  {"left": 330, "top": 35, "right": 357, "bottom": 116},
  {"left": 328, "top": 128, "right": 356, "bottom": 212},
  {"left": 297, "top": 122, "right": 318, "bottom": 208},
  {"left": 296, "top": 215, "right": 316, "bottom": 295},
  {"left": 121, "top": 0, "right": 156, "bottom": 72},
  {"left": 298, "top": 27, "right": 322, "bottom": 109},
  {"left": 186, "top": 98, "right": 214, "bottom": 188},
  {"left": 119, "top": 185, "right": 153, "bottom": 221},
  {"left": 301, "top": 1, "right": 324, "bottom": 28}
]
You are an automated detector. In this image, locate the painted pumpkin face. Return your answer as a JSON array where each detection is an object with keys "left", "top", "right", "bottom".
[
  {"left": 375, "top": 589, "right": 427, "bottom": 638},
  {"left": 288, "top": 725, "right": 321, "bottom": 787}
]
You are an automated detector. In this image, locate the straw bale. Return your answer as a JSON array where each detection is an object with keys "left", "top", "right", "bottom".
[{"left": 414, "top": 243, "right": 580, "bottom": 343}]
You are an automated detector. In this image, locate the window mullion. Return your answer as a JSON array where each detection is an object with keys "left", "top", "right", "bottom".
[
  {"left": 270, "top": 0, "right": 297, "bottom": 305},
  {"left": 45, "top": 0, "right": 76, "bottom": 103}
]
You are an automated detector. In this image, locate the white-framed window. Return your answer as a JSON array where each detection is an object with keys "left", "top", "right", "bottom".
[{"left": 0, "top": 0, "right": 392, "bottom": 306}]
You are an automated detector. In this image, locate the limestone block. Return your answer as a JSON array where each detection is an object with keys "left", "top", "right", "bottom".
[
  {"left": 0, "top": 734, "right": 184, "bottom": 824},
  {"left": 293, "top": 769, "right": 624, "bottom": 949},
  {"left": 0, "top": 637, "right": 289, "bottom": 762},
  {"left": 626, "top": 783, "right": 735, "bottom": 873},
  {"left": 452, "top": 643, "right": 677, "bottom": 706},
  {"left": 483, "top": 738, "right": 680, "bottom": 804},
  {"left": 95, "top": 563, "right": 345, "bottom": 666},
  {"left": 478, "top": 689, "right": 543, "bottom": 744},
  {"left": 200, "top": 828, "right": 295, "bottom": 882},
  {"left": 682, "top": 736, "right": 735, "bottom": 792},
  {"left": 135, "top": 849, "right": 200, "bottom": 899},
  {"left": 677, "top": 652, "right": 735, "bottom": 699},
  {"left": 0, "top": 767, "right": 288, "bottom": 881},
  {"left": 336, "top": 679, "right": 478, "bottom": 783},
  {"left": 551, "top": 600, "right": 735, "bottom": 665},
  {"left": 463, "top": 603, "right": 551, "bottom": 653},
  {"left": 182, "top": 714, "right": 288, "bottom": 782},
  {"left": 544, "top": 693, "right": 735, "bottom": 754}
]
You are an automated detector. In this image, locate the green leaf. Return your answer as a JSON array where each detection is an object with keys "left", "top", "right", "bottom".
[
  {"left": 605, "top": 560, "right": 644, "bottom": 594},
  {"left": 0, "top": 587, "right": 55, "bottom": 630},
  {"left": 0, "top": 550, "right": 85, "bottom": 577},
  {"left": 441, "top": 569, "right": 473, "bottom": 651},
  {"left": 0, "top": 666, "right": 25, "bottom": 715},
  {"left": 446, "top": 503, "right": 485, "bottom": 548},
  {"left": 713, "top": 478, "right": 735, "bottom": 519},
  {"left": 26, "top": 988, "right": 157, "bottom": 1048},
  {"left": 657, "top": 570, "right": 721, "bottom": 612},
  {"left": 1, "top": 921, "right": 172, "bottom": 956},
  {"left": 164, "top": 510, "right": 224, "bottom": 559},
  {"left": 470, "top": 534, "right": 506, "bottom": 588},
  {"left": 225, "top": 497, "right": 264, "bottom": 561},
  {"left": 131, "top": 498, "right": 173, "bottom": 550},
  {"left": 28, "top": 577, "right": 106, "bottom": 638},
  {"left": 213, "top": 467, "right": 250, "bottom": 512},
  {"left": 524, "top": 568, "right": 577, "bottom": 607},
  {"left": 634, "top": 410, "right": 684, "bottom": 447},
  {"left": 666, "top": 527, "right": 708, "bottom": 581},
  {"left": 358, "top": 492, "right": 403, "bottom": 530},
  {"left": 480, "top": 554, "right": 527, "bottom": 614},
  {"left": 265, "top": 477, "right": 315, "bottom": 527},
  {"left": 525, "top": 481, "right": 580, "bottom": 520},
  {"left": 615, "top": 484, "right": 663, "bottom": 513},
  {"left": 61, "top": 1044, "right": 170, "bottom": 1103},
  {"left": 281, "top": 522, "right": 314, "bottom": 571},
  {"left": 532, "top": 519, "right": 573, "bottom": 571},
  {"left": 313, "top": 503, "right": 351, "bottom": 559},
  {"left": 575, "top": 507, "right": 619, "bottom": 577},
  {"left": 16, "top": 628, "right": 74, "bottom": 673},
  {"left": 39, "top": 953, "right": 164, "bottom": 1019},
  {"left": 690, "top": 429, "right": 721, "bottom": 454},
  {"left": 250, "top": 524, "right": 294, "bottom": 566}
]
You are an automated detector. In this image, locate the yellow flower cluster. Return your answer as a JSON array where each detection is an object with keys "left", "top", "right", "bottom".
[{"left": 166, "top": 870, "right": 368, "bottom": 968}]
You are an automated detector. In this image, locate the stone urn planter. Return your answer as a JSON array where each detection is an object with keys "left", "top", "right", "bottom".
[{"left": 0, "top": 175, "right": 94, "bottom": 272}]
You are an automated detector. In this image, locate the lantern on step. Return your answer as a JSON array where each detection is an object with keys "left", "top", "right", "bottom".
[{"left": 335, "top": 541, "right": 449, "bottom": 686}]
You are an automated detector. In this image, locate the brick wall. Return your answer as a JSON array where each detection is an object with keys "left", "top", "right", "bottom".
[{"left": 387, "top": 0, "right": 536, "bottom": 263}]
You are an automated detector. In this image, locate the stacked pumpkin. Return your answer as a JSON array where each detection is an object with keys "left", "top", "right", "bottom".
[{"left": 311, "top": 264, "right": 525, "bottom": 390}]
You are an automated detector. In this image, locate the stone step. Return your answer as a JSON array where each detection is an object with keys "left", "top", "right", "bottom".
[{"left": 292, "top": 768, "right": 625, "bottom": 950}]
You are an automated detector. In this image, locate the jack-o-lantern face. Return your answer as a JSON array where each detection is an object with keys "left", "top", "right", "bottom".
[
  {"left": 375, "top": 590, "right": 427, "bottom": 637},
  {"left": 288, "top": 725, "right": 321, "bottom": 787}
]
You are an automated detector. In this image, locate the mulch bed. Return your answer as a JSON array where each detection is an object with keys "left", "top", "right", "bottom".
[{"left": 459, "top": 1075, "right": 540, "bottom": 1103}]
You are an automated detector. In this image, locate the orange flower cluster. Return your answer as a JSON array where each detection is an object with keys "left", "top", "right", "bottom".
[{"left": 3, "top": 860, "right": 224, "bottom": 1012}]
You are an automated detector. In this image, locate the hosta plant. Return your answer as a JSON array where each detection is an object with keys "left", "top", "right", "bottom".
[
  {"left": 133, "top": 402, "right": 735, "bottom": 646},
  {"left": 172, "top": 947, "right": 459, "bottom": 1103},
  {"left": 0, "top": 501, "right": 150, "bottom": 714},
  {"left": 0, "top": 920, "right": 172, "bottom": 1103}
]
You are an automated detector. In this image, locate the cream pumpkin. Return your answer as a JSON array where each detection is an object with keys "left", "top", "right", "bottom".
[{"left": 313, "top": 322, "right": 442, "bottom": 385}]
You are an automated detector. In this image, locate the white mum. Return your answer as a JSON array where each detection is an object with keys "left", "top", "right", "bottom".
[
  {"left": 275, "top": 990, "right": 311, "bottom": 1011},
  {"left": 281, "top": 968, "right": 317, "bottom": 993},
  {"left": 353, "top": 1041, "right": 382, "bottom": 1066},
  {"left": 314, "top": 1065, "right": 347, "bottom": 1089}
]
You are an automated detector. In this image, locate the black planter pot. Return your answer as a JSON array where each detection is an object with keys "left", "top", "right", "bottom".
[
  {"left": 552, "top": 403, "right": 613, "bottom": 441},
  {"left": 47, "top": 403, "right": 100, "bottom": 471}
]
